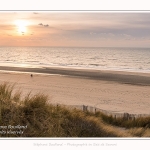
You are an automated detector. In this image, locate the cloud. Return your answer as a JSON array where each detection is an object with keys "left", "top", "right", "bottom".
[
  {"left": 38, "top": 23, "right": 49, "bottom": 27},
  {"left": 38, "top": 23, "right": 43, "bottom": 26},
  {"left": 44, "top": 24, "right": 49, "bottom": 27},
  {"left": 90, "top": 32, "right": 96, "bottom": 35},
  {"left": 33, "top": 12, "right": 39, "bottom": 14}
]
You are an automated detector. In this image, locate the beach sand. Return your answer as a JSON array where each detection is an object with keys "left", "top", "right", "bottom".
[{"left": 0, "top": 66, "right": 150, "bottom": 115}]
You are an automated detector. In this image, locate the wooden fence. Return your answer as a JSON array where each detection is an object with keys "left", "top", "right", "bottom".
[{"left": 56, "top": 104, "right": 150, "bottom": 120}]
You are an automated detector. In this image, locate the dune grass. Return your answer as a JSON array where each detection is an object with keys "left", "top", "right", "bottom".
[
  {"left": 0, "top": 82, "right": 149, "bottom": 137},
  {"left": 95, "top": 112, "right": 150, "bottom": 128}
]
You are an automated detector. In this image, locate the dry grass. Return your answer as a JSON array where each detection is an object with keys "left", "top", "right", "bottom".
[
  {"left": 95, "top": 111, "right": 150, "bottom": 128},
  {"left": 0, "top": 82, "right": 149, "bottom": 137}
]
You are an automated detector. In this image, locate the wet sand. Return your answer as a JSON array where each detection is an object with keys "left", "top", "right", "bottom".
[{"left": 1, "top": 66, "right": 150, "bottom": 85}]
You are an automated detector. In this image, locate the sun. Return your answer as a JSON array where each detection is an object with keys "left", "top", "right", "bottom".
[{"left": 14, "top": 20, "right": 29, "bottom": 34}]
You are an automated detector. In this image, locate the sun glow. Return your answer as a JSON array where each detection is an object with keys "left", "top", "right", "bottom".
[{"left": 14, "top": 20, "right": 29, "bottom": 34}]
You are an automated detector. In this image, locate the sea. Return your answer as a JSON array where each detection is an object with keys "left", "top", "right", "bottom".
[{"left": 0, "top": 46, "right": 150, "bottom": 73}]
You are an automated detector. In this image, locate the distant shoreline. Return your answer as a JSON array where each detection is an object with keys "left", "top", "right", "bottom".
[{"left": 0, "top": 65, "right": 150, "bottom": 86}]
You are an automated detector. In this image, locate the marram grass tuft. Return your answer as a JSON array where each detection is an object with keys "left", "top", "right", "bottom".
[{"left": 0, "top": 83, "right": 149, "bottom": 137}]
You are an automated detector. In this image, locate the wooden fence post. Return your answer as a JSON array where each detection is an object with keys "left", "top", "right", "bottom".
[
  {"left": 83, "top": 105, "right": 88, "bottom": 112},
  {"left": 123, "top": 113, "right": 129, "bottom": 120}
]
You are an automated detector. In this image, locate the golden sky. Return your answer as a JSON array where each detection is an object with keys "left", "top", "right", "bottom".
[{"left": 0, "top": 12, "right": 150, "bottom": 47}]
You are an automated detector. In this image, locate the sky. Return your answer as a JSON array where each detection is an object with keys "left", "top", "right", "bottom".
[{"left": 0, "top": 12, "right": 150, "bottom": 47}]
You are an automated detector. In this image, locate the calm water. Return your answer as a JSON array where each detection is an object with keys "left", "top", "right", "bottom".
[{"left": 0, "top": 47, "right": 150, "bottom": 73}]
